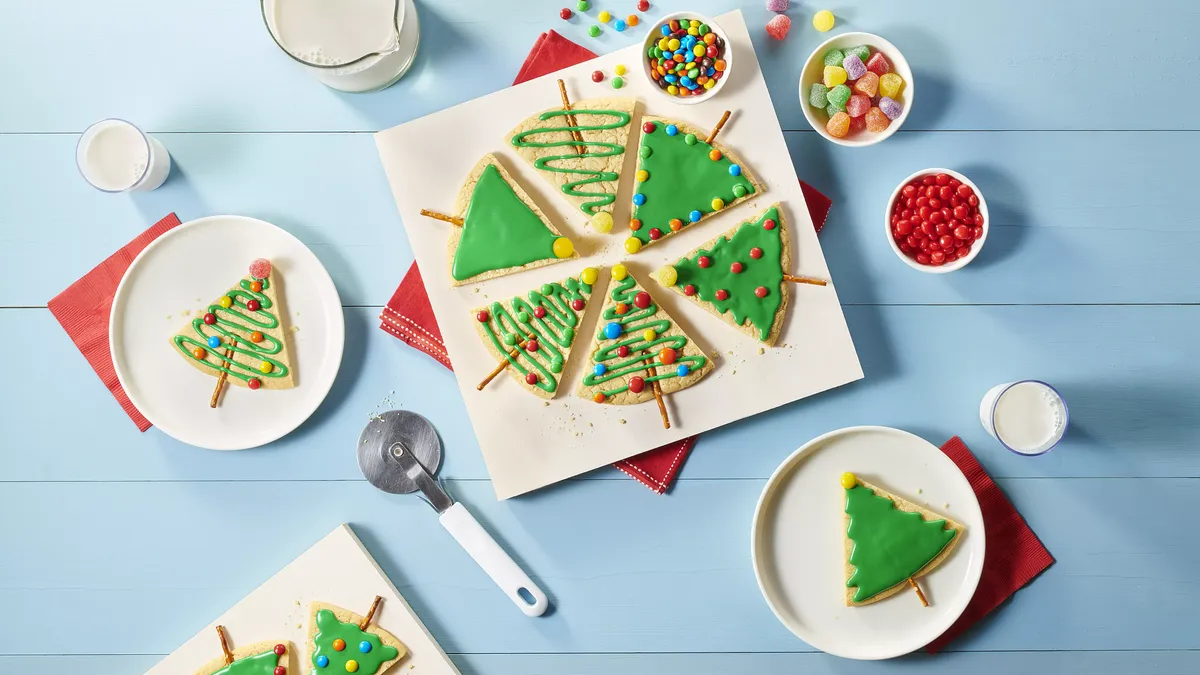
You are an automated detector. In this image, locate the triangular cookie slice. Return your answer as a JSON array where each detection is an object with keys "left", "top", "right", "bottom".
[
  {"left": 309, "top": 602, "right": 407, "bottom": 675},
  {"left": 193, "top": 639, "right": 295, "bottom": 675},
  {"left": 448, "top": 154, "right": 577, "bottom": 286},
  {"left": 473, "top": 267, "right": 599, "bottom": 399},
  {"left": 655, "top": 204, "right": 790, "bottom": 346},
  {"left": 508, "top": 98, "right": 638, "bottom": 225},
  {"left": 171, "top": 258, "right": 295, "bottom": 390},
  {"left": 576, "top": 264, "right": 713, "bottom": 405},
  {"left": 841, "top": 472, "right": 964, "bottom": 607},
  {"left": 624, "top": 116, "right": 765, "bottom": 251}
]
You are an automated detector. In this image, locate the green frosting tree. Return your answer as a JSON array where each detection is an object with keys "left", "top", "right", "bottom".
[
  {"left": 212, "top": 650, "right": 282, "bottom": 675},
  {"left": 312, "top": 608, "right": 399, "bottom": 675}
]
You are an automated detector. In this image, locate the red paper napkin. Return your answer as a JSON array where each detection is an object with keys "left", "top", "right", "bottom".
[
  {"left": 926, "top": 436, "right": 1055, "bottom": 653},
  {"left": 380, "top": 30, "right": 833, "bottom": 494},
  {"left": 48, "top": 213, "right": 183, "bottom": 431}
]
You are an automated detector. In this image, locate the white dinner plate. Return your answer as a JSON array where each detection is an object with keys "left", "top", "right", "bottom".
[
  {"left": 751, "top": 426, "right": 985, "bottom": 659},
  {"left": 110, "top": 215, "right": 344, "bottom": 450}
]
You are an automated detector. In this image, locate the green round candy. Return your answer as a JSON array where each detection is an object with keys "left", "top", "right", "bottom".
[
  {"left": 688, "top": 68, "right": 699, "bottom": 79},
  {"left": 516, "top": 310, "right": 531, "bottom": 323},
  {"left": 612, "top": 76, "right": 624, "bottom": 89},
  {"left": 639, "top": 146, "right": 652, "bottom": 158},
  {"left": 733, "top": 185, "right": 747, "bottom": 198},
  {"left": 577, "top": 0, "right": 589, "bottom": 10},
  {"left": 540, "top": 284, "right": 553, "bottom": 295},
  {"left": 562, "top": 327, "right": 574, "bottom": 343},
  {"left": 502, "top": 333, "right": 517, "bottom": 346},
  {"left": 647, "top": 46, "right": 656, "bottom": 58},
  {"left": 588, "top": 24, "right": 600, "bottom": 37},
  {"left": 550, "top": 356, "right": 564, "bottom": 373},
  {"left": 684, "top": 133, "right": 697, "bottom": 145},
  {"left": 699, "top": 23, "right": 709, "bottom": 35}
]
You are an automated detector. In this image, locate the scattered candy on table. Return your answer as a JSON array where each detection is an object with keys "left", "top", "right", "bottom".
[
  {"left": 588, "top": 24, "right": 601, "bottom": 37},
  {"left": 637, "top": 0, "right": 650, "bottom": 11},
  {"left": 614, "top": 64, "right": 626, "bottom": 75},
  {"left": 646, "top": 17, "right": 727, "bottom": 99},
  {"left": 626, "top": 14, "right": 639, "bottom": 26},
  {"left": 765, "top": 14, "right": 791, "bottom": 40},
  {"left": 890, "top": 173, "right": 985, "bottom": 267},
  {"left": 598, "top": 10, "right": 611, "bottom": 22},
  {"left": 612, "top": 76, "right": 624, "bottom": 88},
  {"left": 766, "top": 0, "right": 788, "bottom": 12},
  {"left": 560, "top": 7, "right": 573, "bottom": 20},
  {"left": 812, "top": 9, "right": 835, "bottom": 32},
  {"left": 809, "top": 45, "right": 905, "bottom": 139},
  {"left": 591, "top": 69, "right": 604, "bottom": 82},
  {"left": 614, "top": 18, "right": 627, "bottom": 31},
  {"left": 577, "top": 0, "right": 589, "bottom": 10}
]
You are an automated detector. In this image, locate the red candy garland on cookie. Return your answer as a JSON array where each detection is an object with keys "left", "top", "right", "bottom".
[{"left": 201, "top": 625, "right": 289, "bottom": 675}]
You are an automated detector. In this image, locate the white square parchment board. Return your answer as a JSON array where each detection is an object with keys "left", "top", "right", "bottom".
[
  {"left": 144, "top": 524, "right": 460, "bottom": 675},
  {"left": 376, "top": 10, "right": 862, "bottom": 499}
]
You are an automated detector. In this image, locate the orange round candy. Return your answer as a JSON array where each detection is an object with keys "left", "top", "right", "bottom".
[
  {"left": 704, "top": 32, "right": 716, "bottom": 45},
  {"left": 192, "top": 347, "right": 207, "bottom": 359},
  {"left": 709, "top": 149, "right": 723, "bottom": 161},
  {"left": 714, "top": 59, "right": 727, "bottom": 71},
  {"left": 629, "top": 218, "right": 642, "bottom": 231},
  {"left": 626, "top": 14, "right": 639, "bottom": 26},
  {"left": 593, "top": 392, "right": 606, "bottom": 403},
  {"left": 673, "top": 53, "right": 686, "bottom": 63},
  {"left": 615, "top": 302, "right": 629, "bottom": 315},
  {"left": 669, "top": 218, "right": 683, "bottom": 231},
  {"left": 660, "top": 347, "right": 678, "bottom": 365},
  {"left": 333, "top": 639, "right": 346, "bottom": 652},
  {"left": 250, "top": 280, "right": 263, "bottom": 293},
  {"left": 250, "top": 331, "right": 264, "bottom": 343}
]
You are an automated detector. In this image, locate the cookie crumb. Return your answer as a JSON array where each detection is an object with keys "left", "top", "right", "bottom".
[
  {"left": 543, "top": 401, "right": 551, "bottom": 407},
  {"left": 943, "top": 503, "right": 950, "bottom": 509},
  {"left": 181, "top": 309, "right": 191, "bottom": 316},
  {"left": 290, "top": 325, "right": 299, "bottom": 332},
  {"left": 917, "top": 488, "right": 923, "bottom": 494},
  {"left": 619, "top": 419, "right": 627, "bottom": 424},
  {"left": 758, "top": 347, "right": 765, "bottom": 355}
]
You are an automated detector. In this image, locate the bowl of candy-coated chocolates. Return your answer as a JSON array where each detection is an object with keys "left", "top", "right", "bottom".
[
  {"left": 799, "top": 32, "right": 913, "bottom": 147},
  {"left": 642, "top": 12, "right": 732, "bottom": 105},
  {"left": 886, "top": 169, "right": 989, "bottom": 273}
]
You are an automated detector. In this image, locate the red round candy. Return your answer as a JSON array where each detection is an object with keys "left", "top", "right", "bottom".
[
  {"left": 939, "top": 235, "right": 955, "bottom": 248},
  {"left": 957, "top": 184, "right": 973, "bottom": 198},
  {"left": 749, "top": 247, "right": 763, "bottom": 259},
  {"left": 935, "top": 173, "right": 951, "bottom": 186},
  {"left": 763, "top": 219, "right": 776, "bottom": 230},
  {"left": 274, "top": 644, "right": 287, "bottom": 656},
  {"left": 698, "top": 256, "right": 711, "bottom": 268},
  {"left": 939, "top": 185, "right": 954, "bottom": 200},
  {"left": 248, "top": 378, "right": 262, "bottom": 390},
  {"left": 633, "top": 291, "right": 652, "bottom": 309},
  {"left": 730, "top": 261, "right": 744, "bottom": 274},
  {"left": 648, "top": 228, "right": 662, "bottom": 240},
  {"left": 525, "top": 339, "right": 539, "bottom": 353},
  {"left": 628, "top": 376, "right": 646, "bottom": 393},
  {"left": 203, "top": 313, "right": 216, "bottom": 325},
  {"left": 476, "top": 310, "right": 489, "bottom": 323},
  {"left": 617, "top": 345, "right": 630, "bottom": 357},
  {"left": 956, "top": 246, "right": 971, "bottom": 259},
  {"left": 935, "top": 222, "right": 949, "bottom": 236},
  {"left": 534, "top": 306, "right": 547, "bottom": 319},
  {"left": 715, "top": 289, "right": 729, "bottom": 300},
  {"left": 683, "top": 284, "right": 696, "bottom": 296},
  {"left": 968, "top": 194, "right": 979, "bottom": 207},
  {"left": 561, "top": 7, "right": 573, "bottom": 19},
  {"left": 916, "top": 253, "right": 931, "bottom": 265},
  {"left": 274, "top": 668, "right": 285, "bottom": 675},
  {"left": 931, "top": 250, "right": 946, "bottom": 264},
  {"left": 896, "top": 220, "right": 913, "bottom": 236},
  {"left": 591, "top": 70, "right": 603, "bottom": 82},
  {"left": 902, "top": 184, "right": 917, "bottom": 198},
  {"left": 973, "top": 226, "right": 984, "bottom": 238},
  {"left": 922, "top": 175, "right": 936, "bottom": 186},
  {"left": 638, "top": 0, "right": 649, "bottom": 10},
  {"left": 953, "top": 205, "right": 969, "bottom": 220},
  {"left": 642, "top": 121, "right": 657, "bottom": 134},
  {"left": 974, "top": 213, "right": 985, "bottom": 226},
  {"left": 526, "top": 373, "right": 539, "bottom": 385},
  {"left": 246, "top": 299, "right": 261, "bottom": 311},
  {"left": 953, "top": 225, "right": 970, "bottom": 240},
  {"left": 755, "top": 286, "right": 768, "bottom": 298},
  {"left": 571, "top": 298, "right": 585, "bottom": 311},
  {"left": 249, "top": 258, "right": 272, "bottom": 279}
]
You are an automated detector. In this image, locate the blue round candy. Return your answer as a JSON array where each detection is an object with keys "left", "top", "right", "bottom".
[
  {"left": 729, "top": 164, "right": 742, "bottom": 176},
  {"left": 614, "top": 19, "right": 626, "bottom": 31},
  {"left": 676, "top": 364, "right": 690, "bottom": 377},
  {"left": 316, "top": 655, "right": 329, "bottom": 668},
  {"left": 632, "top": 193, "right": 646, "bottom": 206},
  {"left": 206, "top": 335, "right": 221, "bottom": 348},
  {"left": 706, "top": 66, "right": 716, "bottom": 77},
  {"left": 679, "top": 76, "right": 693, "bottom": 87},
  {"left": 660, "top": 24, "right": 671, "bottom": 36},
  {"left": 593, "top": 363, "right": 607, "bottom": 376},
  {"left": 665, "top": 124, "right": 678, "bottom": 136},
  {"left": 686, "top": 81, "right": 700, "bottom": 90},
  {"left": 603, "top": 322, "right": 622, "bottom": 339},
  {"left": 689, "top": 210, "right": 702, "bottom": 223},
  {"left": 359, "top": 641, "right": 372, "bottom": 653},
  {"left": 664, "top": 74, "right": 678, "bottom": 84}
]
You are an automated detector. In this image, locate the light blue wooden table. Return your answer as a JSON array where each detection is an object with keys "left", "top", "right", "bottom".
[{"left": 3, "top": 1, "right": 1197, "bottom": 672}]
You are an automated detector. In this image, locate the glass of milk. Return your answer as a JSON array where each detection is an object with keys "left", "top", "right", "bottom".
[
  {"left": 76, "top": 119, "right": 171, "bottom": 193},
  {"left": 979, "top": 380, "right": 1069, "bottom": 456}
]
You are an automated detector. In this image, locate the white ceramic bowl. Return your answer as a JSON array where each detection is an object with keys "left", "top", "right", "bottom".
[
  {"left": 640, "top": 11, "right": 732, "bottom": 106},
  {"left": 799, "top": 31, "right": 913, "bottom": 147},
  {"left": 886, "top": 168, "right": 989, "bottom": 274}
]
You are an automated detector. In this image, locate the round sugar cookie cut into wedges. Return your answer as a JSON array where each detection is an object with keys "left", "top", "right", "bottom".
[
  {"left": 751, "top": 426, "right": 985, "bottom": 659},
  {"left": 111, "top": 215, "right": 345, "bottom": 450}
]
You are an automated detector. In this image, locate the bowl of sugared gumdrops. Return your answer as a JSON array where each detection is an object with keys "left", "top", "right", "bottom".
[
  {"left": 799, "top": 31, "right": 913, "bottom": 147},
  {"left": 887, "top": 169, "right": 988, "bottom": 273}
]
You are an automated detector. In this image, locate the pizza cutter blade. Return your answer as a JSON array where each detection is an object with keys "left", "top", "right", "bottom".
[{"left": 356, "top": 410, "right": 549, "bottom": 617}]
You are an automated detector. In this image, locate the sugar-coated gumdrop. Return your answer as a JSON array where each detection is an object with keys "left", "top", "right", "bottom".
[
  {"left": 812, "top": 9, "right": 835, "bottom": 32},
  {"left": 845, "top": 45, "right": 871, "bottom": 62},
  {"left": 825, "top": 111, "right": 850, "bottom": 138},
  {"left": 866, "top": 52, "right": 890, "bottom": 76},
  {"left": 766, "top": 0, "right": 788, "bottom": 11},
  {"left": 879, "top": 72, "right": 905, "bottom": 98},
  {"left": 822, "top": 49, "right": 844, "bottom": 67},
  {"left": 845, "top": 94, "right": 871, "bottom": 118},
  {"left": 848, "top": 115, "right": 867, "bottom": 134},
  {"left": 865, "top": 107, "right": 890, "bottom": 132},
  {"left": 842, "top": 53, "right": 867, "bottom": 80},
  {"left": 249, "top": 258, "right": 272, "bottom": 279},
  {"left": 808, "top": 83, "right": 829, "bottom": 108},
  {"left": 765, "top": 14, "right": 791, "bottom": 40},
  {"left": 823, "top": 65, "right": 846, "bottom": 87},
  {"left": 825, "top": 102, "right": 842, "bottom": 117},
  {"left": 879, "top": 96, "right": 903, "bottom": 120},
  {"left": 826, "top": 83, "right": 851, "bottom": 109},
  {"left": 853, "top": 71, "right": 879, "bottom": 97}
]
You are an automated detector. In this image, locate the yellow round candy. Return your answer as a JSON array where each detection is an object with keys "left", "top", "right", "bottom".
[
  {"left": 345, "top": 660, "right": 359, "bottom": 673},
  {"left": 590, "top": 212, "right": 614, "bottom": 233},
  {"left": 259, "top": 361, "right": 273, "bottom": 374},
  {"left": 612, "top": 263, "right": 628, "bottom": 280},
  {"left": 598, "top": 10, "right": 611, "bottom": 22},
  {"left": 624, "top": 237, "right": 642, "bottom": 254},
  {"left": 581, "top": 267, "right": 599, "bottom": 286},
  {"left": 712, "top": 197, "right": 725, "bottom": 210},
  {"left": 693, "top": 45, "right": 705, "bottom": 57},
  {"left": 635, "top": 169, "right": 649, "bottom": 182},
  {"left": 667, "top": 85, "right": 678, "bottom": 95},
  {"left": 667, "top": 38, "right": 680, "bottom": 51},
  {"left": 687, "top": 26, "right": 699, "bottom": 36},
  {"left": 703, "top": 79, "right": 716, "bottom": 90},
  {"left": 642, "top": 328, "right": 657, "bottom": 342},
  {"left": 218, "top": 296, "right": 233, "bottom": 309},
  {"left": 813, "top": 9, "right": 835, "bottom": 32},
  {"left": 840, "top": 472, "right": 857, "bottom": 489},
  {"left": 614, "top": 64, "right": 627, "bottom": 76},
  {"left": 656, "top": 266, "right": 678, "bottom": 287},
  {"left": 658, "top": 37, "right": 669, "bottom": 51},
  {"left": 552, "top": 237, "right": 575, "bottom": 258}
]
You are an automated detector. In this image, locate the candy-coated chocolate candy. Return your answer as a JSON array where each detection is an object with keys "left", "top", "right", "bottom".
[
  {"left": 203, "top": 312, "right": 216, "bottom": 325},
  {"left": 715, "top": 289, "right": 729, "bottom": 300},
  {"left": 632, "top": 193, "right": 646, "bottom": 206},
  {"left": 750, "top": 247, "right": 764, "bottom": 259},
  {"left": 633, "top": 291, "right": 652, "bottom": 309},
  {"left": 656, "top": 266, "right": 678, "bottom": 286},
  {"left": 346, "top": 661, "right": 359, "bottom": 673},
  {"left": 660, "top": 347, "right": 678, "bottom": 364},
  {"left": 571, "top": 298, "right": 586, "bottom": 311},
  {"left": 614, "top": 19, "right": 626, "bottom": 31},
  {"left": 689, "top": 210, "right": 702, "bottom": 223},
  {"left": 730, "top": 261, "right": 744, "bottom": 274},
  {"left": 642, "top": 328, "right": 656, "bottom": 342},
  {"left": 246, "top": 299, "right": 261, "bottom": 312},
  {"left": 526, "top": 373, "right": 539, "bottom": 385},
  {"left": 665, "top": 124, "right": 678, "bottom": 135},
  {"left": 612, "top": 263, "right": 628, "bottom": 280},
  {"left": 207, "top": 335, "right": 221, "bottom": 348},
  {"left": 533, "top": 306, "right": 547, "bottom": 319},
  {"left": 669, "top": 218, "right": 684, "bottom": 231},
  {"left": 553, "top": 237, "right": 575, "bottom": 258},
  {"left": 648, "top": 227, "right": 663, "bottom": 240},
  {"left": 249, "top": 258, "right": 272, "bottom": 279},
  {"left": 708, "top": 149, "right": 723, "bottom": 161},
  {"left": 628, "top": 376, "right": 646, "bottom": 393},
  {"left": 684, "top": 133, "right": 697, "bottom": 145},
  {"left": 635, "top": 169, "right": 649, "bottom": 182},
  {"left": 638, "top": 0, "right": 649, "bottom": 10},
  {"left": 617, "top": 345, "right": 630, "bottom": 357},
  {"left": 755, "top": 286, "right": 769, "bottom": 298},
  {"left": 604, "top": 322, "right": 622, "bottom": 339},
  {"left": 629, "top": 218, "right": 643, "bottom": 231},
  {"left": 615, "top": 302, "right": 629, "bottom": 315},
  {"left": 274, "top": 667, "right": 285, "bottom": 675},
  {"left": 676, "top": 364, "right": 690, "bottom": 377},
  {"left": 627, "top": 14, "right": 639, "bottom": 26},
  {"left": 192, "top": 347, "right": 207, "bottom": 359},
  {"left": 812, "top": 9, "right": 835, "bottom": 31},
  {"left": 250, "top": 280, "right": 263, "bottom": 293},
  {"left": 317, "top": 656, "right": 330, "bottom": 668},
  {"left": 476, "top": 310, "right": 489, "bottom": 323},
  {"left": 516, "top": 310, "right": 531, "bottom": 323},
  {"left": 593, "top": 363, "right": 607, "bottom": 376},
  {"left": 525, "top": 339, "right": 539, "bottom": 353},
  {"left": 698, "top": 255, "right": 711, "bottom": 268},
  {"left": 358, "top": 641, "right": 371, "bottom": 654},
  {"left": 561, "top": 7, "right": 573, "bottom": 20},
  {"left": 274, "top": 644, "right": 287, "bottom": 656},
  {"left": 249, "top": 331, "right": 263, "bottom": 343},
  {"left": 764, "top": 219, "right": 777, "bottom": 230},
  {"left": 591, "top": 70, "right": 603, "bottom": 82},
  {"left": 841, "top": 472, "right": 857, "bottom": 489},
  {"left": 333, "top": 639, "right": 346, "bottom": 652},
  {"left": 259, "top": 361, "right": 273, "bottom": 374},
  {"left": 248, "top": 378, "right": 262, "bottom": 390},
  {"left": 611, "top": 75, "right": 625, "bottom": 88},
  {"left": 711, "top": 197, "right": 725, "bottom": 210},
  {"left": 588, "top": 24, "right": 601, "bottom": 37},
  {"left": 577, "top": 0, "right": 589, "bottom": 9},
  {"left": 598, "top": 10, "right": 611, "bottom": 21},
  {"left": 218, "top": 295, "right": 233, "bottom": 308}
]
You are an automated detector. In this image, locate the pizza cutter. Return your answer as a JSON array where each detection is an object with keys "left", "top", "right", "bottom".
[{"left": 357, "top": 410, "right": 549, "bottom": 617}]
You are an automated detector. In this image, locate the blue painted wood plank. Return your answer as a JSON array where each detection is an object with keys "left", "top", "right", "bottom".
[
  {"left": 5, "top": 651, "right": 1199, "bottom": 675},
  {"left": 1, "top": 1, "right": 1197, "bottom": 133},
  {"left": 5, "top": 304, "right": 1198, "bottom": 482},
  {"left": 0, "top": 478, "right": 1193, "bottom": 654},
  {"left": 3, "top": 131, "right": 1199, "bottom": 309}
]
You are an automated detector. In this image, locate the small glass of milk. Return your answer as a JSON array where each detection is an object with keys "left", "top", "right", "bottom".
[
  {"left": 76, "top": 119, "right": 171, "bottom": 193},
  {"left": 980, "top": 380, "right": 1069, "bottom": 456}
]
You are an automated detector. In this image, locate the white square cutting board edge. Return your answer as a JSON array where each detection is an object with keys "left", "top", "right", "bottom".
[
  {"left": 143, "top": 524, "right": 460, "bottom": 675},
  {"left": 375, "top": 10, "right": 862, "bottom": 499}
]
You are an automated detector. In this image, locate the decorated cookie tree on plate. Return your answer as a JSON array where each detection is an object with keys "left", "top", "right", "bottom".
[
  {"left": 473, "top": 267, "right": 597, "bottom": 398},
  {"left": 310, "top": 597, "right": 407, "bottom": 675},
  {"left": 841, "top": 472, "right": 964, "bottom": 607},
  {"left": 420, "top": 153, "right": 576, "bottom": 286},
  {"left": 624, "top": 111, "right": 764, "bottom": 253},
  {"left": 576, "top": 264, "right": 712, "bottom": 426},
  {"left": 193, "top": 625, "right": 292, "bottom": 675},
  {"left": 508, "top": 80, "right": 637, "bottom": 235},
  {"left": 171, "top": 258, "right": 295, "bottom": 405}
]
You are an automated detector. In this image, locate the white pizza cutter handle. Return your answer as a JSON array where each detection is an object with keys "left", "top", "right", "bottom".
[{"left": 438, "top": 502, "right": 549, "bottom": 617}]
